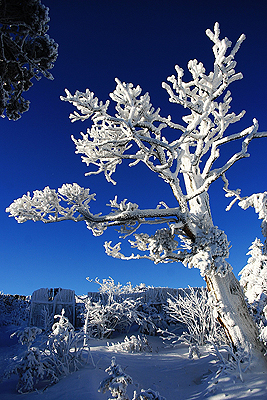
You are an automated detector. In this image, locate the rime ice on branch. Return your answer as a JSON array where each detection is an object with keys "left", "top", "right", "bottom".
[
  {"left": 6, "top": 23, "right": 267, "bottom": 349},
  {"left": 7, "top": 22, "right": 267, "bottom": 272}
]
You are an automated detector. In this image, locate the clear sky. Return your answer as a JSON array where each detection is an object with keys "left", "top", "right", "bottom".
[{"left": 1, "top": 0, "right": 267, "bottom": 296}]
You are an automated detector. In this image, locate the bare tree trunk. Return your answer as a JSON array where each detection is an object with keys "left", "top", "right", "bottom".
[{"left": 205, "top": 271, "right": 264, "bottom": 351}]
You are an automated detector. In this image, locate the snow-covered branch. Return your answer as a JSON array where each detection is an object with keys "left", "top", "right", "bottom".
[
  {"left": 61, "top": 80, "right": 181, "bottom": 189},
  {"left": 59, "top": 23, "right": 267, "bottom": 212},
  {"left": 104, "top": 227, "right": 190, "bottom": 264},
  {"left": 162, "top": 22, "right": 245, "bottom": 112},
  {"left": 6, "top": 183, "right": 94, "bottom": 224},
  {"left": 6, "top": 183, "right": 193, "bottom": 239}
]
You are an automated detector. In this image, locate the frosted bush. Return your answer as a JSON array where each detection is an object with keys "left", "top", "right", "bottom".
[
  {"left": 208, "top": 341, "right": 253, "bottom": 383},
  {"left": 11, "top": 326, "right": 42, "bottom": 348},
  {"left": 133, "top": 389, "right": 166, "bottom": 400},
  {"left": 87, "top": 277, "right": 153, "bottom": 304},
  {"left": 84, "top": 277, "right": 170, "bottom": 338},
  {"left": 138, "top": 302, "right": 164, "bottom": 335},
  {"left": 0, "top": 293, "right": 30, "bottom": 326},
  {"left": 83, "top": 279, "right": 157, "bottom": 339},
  {"left": 40, "top": 306, "right": 54, "bottom": 333},
  {"left": 164, "top": 287, "right": 226, "bottom": 354},
  {"left": 83, "top": 297, "right": 145, "bottom": 339},
  {"left": 45, "top": 309, "right": 93, "bottom": 376},
  {"left": 4, "top": 326, "right": 58, "bottom": 393},
  {"left": 5, "top": 310, "right": 92, "bottom": 393},
  {"left": 88, "top": 276, "right": 147, "bottom": 299},
  {"left": 5, "top": 347, "right": 58, "bottom": 394},
  {"left": 107, "top": 335, "right": 152, "bottom": 353}
]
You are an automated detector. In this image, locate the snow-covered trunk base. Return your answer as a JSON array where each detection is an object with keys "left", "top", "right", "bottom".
[{"left": 205, "top": 271, "right": 264, "bottom": 352}]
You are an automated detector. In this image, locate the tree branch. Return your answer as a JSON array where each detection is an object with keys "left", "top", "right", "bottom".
[{"left": 6, "top": 183, "right": 195, "bottom": 241}]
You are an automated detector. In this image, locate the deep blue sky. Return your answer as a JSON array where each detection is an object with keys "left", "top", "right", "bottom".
[{"left": 1, "top": 0, "right": 267, "bottom": 295}]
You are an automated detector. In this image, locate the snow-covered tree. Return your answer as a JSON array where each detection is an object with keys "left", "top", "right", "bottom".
[
  {"left": 238, "top": 194, "right": 267, "bottom": 347},
  {"left": 99, "top": 357, "right": 166, "bottom": 400},
  {"left": 98, "top": 356, "right": 133, "bottom": 400},
  {"left": 239, "top": 239, "right": 267, "bottom": 345},
  {"left": 239, "top": 239, "right": 267, "bottom": 306},
  {"left": 6, "top": 23, "right": 267, "bottom": 351},
  {"left": 0, "top": 0, "right": 58, "bottom": 120}
]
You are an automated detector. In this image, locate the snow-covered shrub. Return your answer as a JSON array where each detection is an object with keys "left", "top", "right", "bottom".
[
  {"left": 83, "top": 278, "right": 169, "bottom": 338},
  {"left": 98, "top": 356, "right": 133, "bottom": 400},
  {"left": 40, "top": 305, "right": 54, "bottom": 333},
  {"left": 133, "top": 389, "right": 166, "bottom": 400},
  {"left": 4, "top": 326, "right": 58, "bottom": 393},
  {"left": 83, "top": 297, "right": 143, "bottom": 339},
  {"left": 83, "top": 278, "right": 158, "bottom": 339},
  {"left": 5, "top": 310, "right": 92, "bottom": 393},
  {"left": 138, "top": 302, "right": 165, "bottom": 335},
  {"left": 88, "top": 276, "right": 149, "bottom": 300},
  {"left": 44, "top": 309, "right": 92, "bottom": 376},
  {"left": 208, "top": 341, "right": 253, "bottom": 383},
  {"left": 165, "top": 287, "right": 225, "bottom": 349},
  {"left": 0, "top": 293, "right": 30, "bottom": 326},
  {"left": 5, "top": 346, "right": 58, "bottom": 394},
  {"left": 239, "top": 238, "right": 267, "bottom": 346},
  {"left": 107, "top": 335, "right": 152, "bottom": 353}
]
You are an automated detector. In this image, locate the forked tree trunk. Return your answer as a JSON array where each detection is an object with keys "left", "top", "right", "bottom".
[
  {"left": 205, "top": 271, "right": 264, "bottom": 351},
  {"left": 182, "top": 171, "right": 264, "bottom": 352}
]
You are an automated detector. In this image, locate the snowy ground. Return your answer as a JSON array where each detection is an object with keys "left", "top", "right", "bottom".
[{"left": 1, "top": 326, "right": 267, "bottom": 399}]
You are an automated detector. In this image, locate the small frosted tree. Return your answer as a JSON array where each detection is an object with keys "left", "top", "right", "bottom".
[
  {"left": 0, "top": 0, "right": 58, "bottom": 120},
  {"left": 6, "top": 23, "right": 267, "bottom": 351},
  {"left": 238, "top": 193, "right": 267, "bottom": 344},
  {"left": 239, "top": 239, "right": 267, "bottom": 306}
]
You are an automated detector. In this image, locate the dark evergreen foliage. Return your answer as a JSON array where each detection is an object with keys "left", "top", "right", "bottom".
[{"left": 0, "top": 0, "right": 58, "bottom": 120}]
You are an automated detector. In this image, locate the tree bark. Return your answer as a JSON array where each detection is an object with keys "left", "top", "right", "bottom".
[
  {"left": 180, "top": 166, "right": 264, "bottom": 352},
  {"left": 205, "top": 271, "right": 264, "bottom": 351}
]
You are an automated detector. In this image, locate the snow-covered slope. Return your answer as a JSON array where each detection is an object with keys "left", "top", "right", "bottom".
[{"left": 1, "top": 330, "right": 267, "bottom": 399}]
